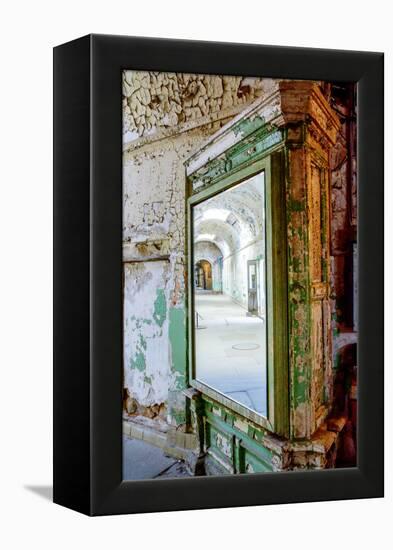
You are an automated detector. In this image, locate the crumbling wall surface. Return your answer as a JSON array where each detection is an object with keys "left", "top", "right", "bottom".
[
  {"left": 329, "top": 84, "right": 357, "bottom": 334},
  {"left": 328, "top": 86, "right": 357, "bottom": 390},
  {"left": 123, "top": 127, "right": 223, "bottom": 427},
  {"left": 123, "top": 70, "right": 276, "bottom": 144},
  {"left": 123, "top": 134, "right": 192, "bottom": 425},
  {"left": 325, "top": 84, "right": 357, "bottom": 465},
  {"left": 122, "top": 71, "right": 273, "bottom": 428},
  {"left": 123, "top": 261, "right": 170, "bottom": 410}
]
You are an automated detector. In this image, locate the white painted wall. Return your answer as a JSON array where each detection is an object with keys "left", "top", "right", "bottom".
[
  {"left": 222, "top": 239, "right": 265, "bottom": 313},
  {"left": 123, "top": 261, "right": 170, "bottom": 406}
]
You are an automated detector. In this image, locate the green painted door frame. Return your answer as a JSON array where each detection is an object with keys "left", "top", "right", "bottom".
[{"left": 187, "top": 149, "right": 289, "bottom": 437}]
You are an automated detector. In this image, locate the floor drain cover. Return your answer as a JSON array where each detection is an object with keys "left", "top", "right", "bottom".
[{"left": 232, "top": 343, "right": 260, "bottom": 351}]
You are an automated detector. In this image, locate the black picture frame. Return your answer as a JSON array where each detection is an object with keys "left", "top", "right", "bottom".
[{"left": 53, "top": 34, "right": 384, "bottom": 516}]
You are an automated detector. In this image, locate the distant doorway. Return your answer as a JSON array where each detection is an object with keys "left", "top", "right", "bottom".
[
  {"left": 195, "top": 260, "right": 213, "bottom": 290},
  {"left": 247, "top": 260, "right": 258, "bottom": 315}
]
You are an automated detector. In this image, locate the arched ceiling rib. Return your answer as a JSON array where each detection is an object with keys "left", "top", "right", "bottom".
[
  {"left": 194, "top": 240, "right": 223, "bottom": 263},
  {"left": 194, "top": 218, "right": 236, "bottom": 258},
  {"left": 193, "top": 173, "right": 264, "bottom": 258}
]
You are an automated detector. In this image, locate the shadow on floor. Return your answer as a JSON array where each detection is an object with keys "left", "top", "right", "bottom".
[{"left": 24, "top": 485, "right": 53, "bottom": 501}]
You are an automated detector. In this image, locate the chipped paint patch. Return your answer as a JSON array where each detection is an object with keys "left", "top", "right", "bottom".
[
  {"left": 169, "top": 306, "right": 187, "bottom": 390},
  {"left": 232, "top": 114, "right": 266, "bottom": 138},
  {"left": 153, "top": 288, "right": 167, "bottom": 327},
  {"left": 123, "top": 261, "right": 170, "bottom": 407},
  {"left": 214, "top": 431, "right": 232, "bottom": 458},
  {"left": 131, "top": 350, "right": 146, "bottom": 372},
  {"left": 233, "top": 418, "right": 248, "bottom": 433}
]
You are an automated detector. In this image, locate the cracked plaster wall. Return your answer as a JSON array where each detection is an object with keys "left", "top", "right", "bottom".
[
  {"left": 122, "top": 70, "right": 270, "bottom": 426},
  {"left": 123, "top": 132, "right": 199, "bottom": 425},
  {"left": 123, "top": 70, "right": 276, "bottom": 144}
]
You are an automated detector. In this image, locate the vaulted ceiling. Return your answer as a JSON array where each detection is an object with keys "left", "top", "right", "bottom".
[{"left": 193, "top": 173, "right": 265, "bottom": 258}]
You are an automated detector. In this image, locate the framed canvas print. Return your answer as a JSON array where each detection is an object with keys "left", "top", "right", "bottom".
[{"left": 53, "top": 34, "right": 384, "bottom": 515}]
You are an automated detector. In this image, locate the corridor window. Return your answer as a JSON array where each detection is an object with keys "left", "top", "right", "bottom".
[{"left": 191, "top": 172, "right": 267, "bottom": 416}]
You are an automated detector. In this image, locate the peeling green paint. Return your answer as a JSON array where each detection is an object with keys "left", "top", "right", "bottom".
[
  {"left": 233, "top": 115, "right": 266, "bottom": 138},
  {"left": 170, "top": 408, "right": 186, "bottom": 426},
  {"left": 189, "top": 128, "right": 283, "bottom": 195},
  {"left": 130, "top": 350, "right": 145, "bottom": 372},
  {"left": 153, "top": 288, "right": 167, "bottom": 327},
  {"left": 292, "top": 257, "right": 301, "bottom": 272},
  {"left": 130, "top": 315, "right": 152, "bottom": 328},
  {"left": 169, "top": 307, "right": 187, "bottom": 389},
  {"left": 203, "top": 398, "right": 275, "bottom": 473},
  {"left": 288, "top": 199, "right": 304, "bottom": 212},
  {"left": 139, "top": 335, "right": 147, "bottom": 350}
]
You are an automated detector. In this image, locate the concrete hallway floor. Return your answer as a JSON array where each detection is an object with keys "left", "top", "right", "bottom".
[
  {"left": 194, "top": 292, "right": 267, "bottom": 415},
  {"left": 123, "top": 436, "right": 190, "bottom": 480}
]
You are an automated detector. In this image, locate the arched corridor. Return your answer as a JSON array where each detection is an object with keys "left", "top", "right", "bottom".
[{"left": 192, "top": 172, "right": 267, "bottom": 415}]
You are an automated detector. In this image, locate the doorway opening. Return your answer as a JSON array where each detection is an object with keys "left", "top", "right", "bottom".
[
  {"left": 247, "top": 260, "right": 258, "bottom": 315},
  {"left": 195, "top": 259, "right": 213, "bottom": 290}
]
